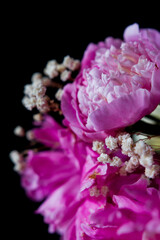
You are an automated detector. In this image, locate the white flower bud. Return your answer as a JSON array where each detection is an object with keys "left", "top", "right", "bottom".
[
  {"left": 9, "top": 150, "right": 23, "bottom": 164},
  {"left": 14, "top": 126, "right": 25, "bottom": 137}
]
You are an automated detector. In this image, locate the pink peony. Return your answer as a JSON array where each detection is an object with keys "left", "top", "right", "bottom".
[
  {"left": 61, "top": 23, "right": 160, "bottom": 142},
  {"left": 21, "top": 115, "right": 88, "bottom": 205},
  {"left": 21, "top": 122, "right": 160, "bottom": 239},
  {"left": 64, "top": 156, "right": 160, "bottom": 240}
]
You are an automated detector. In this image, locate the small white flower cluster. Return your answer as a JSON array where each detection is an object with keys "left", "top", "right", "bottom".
[
  {"left": 92, "top": 132, "right": 160, "bottom": 179},
  {"left": 92, "top": 139, "right": 122, "bottom": 167},
  {"left": 44, "top": 55, "right": 80, "bottom": 81},
  {"left": 89, "top": 185, "right": 108, "bottom": 197},
  {"left": 22, "top": 56, "right": 80, "bottom": 111},
  {"left": 97, "top": 153, "right": 122, "bottom": 167},
  {"left": 92, "top": 141, "right": 105, "bottom": 154},
  {"left": 9, "top": 150, "right": 26, "bottom": 173},
  {"left": 117, "top": 133, "right": 159, "bottom": 178},
  {"left": 22, "top": 73, "right": 51, "bottom": 113}
]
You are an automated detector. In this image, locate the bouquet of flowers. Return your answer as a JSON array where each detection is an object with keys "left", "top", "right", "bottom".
[{"left": 10, "top": 23, "right": 160, "bottom": 240}]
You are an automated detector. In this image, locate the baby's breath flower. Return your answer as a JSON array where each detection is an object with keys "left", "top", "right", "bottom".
[
  {"left": 14, "top": 126, "right": 25, "bottom": 137},
  {"left": 145, "top": 165, "right": 160, "bottom": 179},
  {"left": 63, "top": 55, "right": 80, "bottom": 71},
  {"left": 26, "top": 130, "right": 35, "bottom": 141},
  {"left": 55, "top": 88, "right": 63, "bottom": 101},
  {"left": 24, "top": 84, "right": 34, "bottom": 97},
  {"left": 33, "top": 113, "right": 43, "bottom": 121},
  {"left": 36, "top": 96, "right": 50, "bottom": 113},
  {"left": 32, "top": 82, "right": 46, "bottom": 98},
  {"left": 9, "top": 150, "right": 23, "bottom": 164},
  {"left": 121, "top": 136, "right": 134, "bottom": 156},
  {"left": 139, "top": 153, "right": 153, "bottom": 168},
  {"left": 92, "top": 141, "right": 105, "bottom": 154},
  {"left": 44, "top": 60, "right": 59, "bottom": 79},
  {"left": 22, "top": 96, "right": 37, "bottom": 110},
  {"left": 110, "top": 156, "right": 122, "bottom": 167},
  {"left": 125, "top": 159, "right": 138, "bottom": 173},
  {"left": 31, "top": 72, "right": 42, "bottom": 83},
  {"left": 105, "top": 136, "right": 118, "bottom": 150},
  {"left": 97, "top": 153, "right": 111, "bottom": 164},
  {"left": 134, "top": 140, "right": 152, "bottom": 156},
  {"left": 117, "top": 132, "right": 130, "bottom": 145},
  {"left": 60, "top": 70, "right": 72, "bottom": 82}
]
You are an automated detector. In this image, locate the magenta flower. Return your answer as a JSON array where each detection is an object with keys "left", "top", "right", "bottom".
[
  {"left": 65, "top": 165, "right": 160, "bottom": 240},
  {"left": 20, "top": 121, "right": 160, "bottom": 239},
  {"left": 61, "top": 23, "right": 160, "bottom": 142},
  {"left": 20, "top": 116, "right": 88, "bottom": 234},
  {"left": 10, "top": 23, "right": 160, "bottom": 240}
]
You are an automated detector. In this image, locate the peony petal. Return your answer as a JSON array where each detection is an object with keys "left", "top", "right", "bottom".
[
  {"left": 123, "top": 23, "right": 140, "bottom": 42},
  {"left": 89, "top": 89, "right": 152, "bottom": 131},
  {"left": 81, "top": 43, "right": 98, "bottom": 69},
  {"left": 61, "top": 83, "right": 80, "bottom": 127},
  {"left": 151, "top": 53, "right": 160, "bottom": 101}
]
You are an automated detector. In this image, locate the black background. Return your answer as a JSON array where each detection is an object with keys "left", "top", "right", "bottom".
[{"left": 5, "top": 3, "right": 160, "bottom": 239}]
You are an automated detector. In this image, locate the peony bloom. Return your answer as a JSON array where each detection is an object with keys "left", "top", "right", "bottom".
[
  {"left": 20, "top": 116, "right": 89, "bottom": 234},
  {"left": 61, "top": 23, "right": 160, "bottom": 142},
  {"left": 12, "top": 116, "right": 160, "bottom": 239},
  {"left": 64, "top": 149, "right": 160, "bottom": 240},
  {"left": 76, "top": 180, "right": 160, "bottom": 240}
]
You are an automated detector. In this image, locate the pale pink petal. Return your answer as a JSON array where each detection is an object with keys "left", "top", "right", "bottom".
[{"left": 123, "top": 23, "right": 140, "bottom": 42}]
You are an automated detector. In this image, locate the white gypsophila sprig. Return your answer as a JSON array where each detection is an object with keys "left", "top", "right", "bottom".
[
  {"left": 145, "top": 165, "right": 160, "bottom": 179},
  {"left": 63, "top": 55, "right": 80, "bottom": 71},
  {"left": 94, "top": 132, "right": 159, "bottom": 179},
  {"left": 92, "top": 141, "right": 106, "bottom": 154},
  {"left": 97, "top": 153, "right": 111, "bottom": 164},
  {"left": 110, "top": 156, "right": 122, "bottom": 167},
  {"left": 44, "top": 60, "right": 59, "bottom": 79},
  {"left": 105, "top": 136, "right": 118, "bottom": 150}
]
